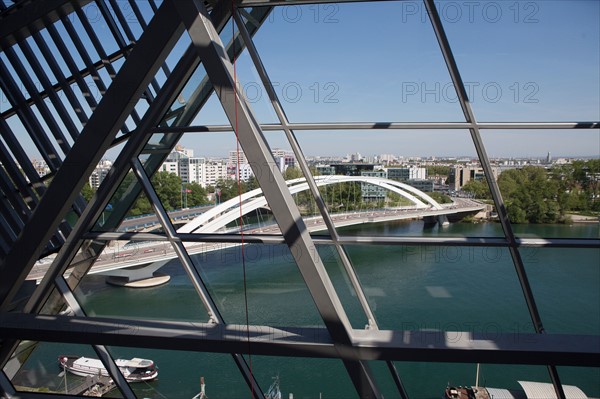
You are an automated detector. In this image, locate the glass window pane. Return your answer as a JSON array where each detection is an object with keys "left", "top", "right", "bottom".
[
  {"left": 346, "top": 245, "right": 532, "bottom": 331},
  {"left": 524, "top": 248, "right": 600, "bottom": 335}
]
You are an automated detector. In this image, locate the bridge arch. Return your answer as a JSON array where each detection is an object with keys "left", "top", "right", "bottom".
[{"left": 178, "top": 176, "right": 443, "bottom": 234}]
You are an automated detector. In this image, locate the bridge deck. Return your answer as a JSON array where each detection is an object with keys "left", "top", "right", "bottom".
[{"left": 28, "top": 201, "right": 485, "bottom": 282}]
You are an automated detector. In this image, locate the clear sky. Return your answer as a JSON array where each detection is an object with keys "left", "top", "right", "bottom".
[
  {"left": 2, "top": 0, "right": 598, "bottom": 161},
  {"left": 182, "top": 0, "right": 599, "bottom": 159}
]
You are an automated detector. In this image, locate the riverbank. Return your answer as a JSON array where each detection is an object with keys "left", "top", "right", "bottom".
[{"left": 567, "top": 213, "right": 600, "bottom": 223}]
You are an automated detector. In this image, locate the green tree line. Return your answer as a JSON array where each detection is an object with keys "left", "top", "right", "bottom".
[{"left": 461, "top": 160, "right": 599, "bottom": 223}]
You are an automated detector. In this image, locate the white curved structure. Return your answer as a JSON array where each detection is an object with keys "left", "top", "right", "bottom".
[{"left": 178, "top": 176, "right": 443, "bottom": 234}]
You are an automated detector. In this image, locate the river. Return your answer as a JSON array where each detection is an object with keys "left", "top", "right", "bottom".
[{"left": 12, "top": 221, "right": 599, "bottom": 398}]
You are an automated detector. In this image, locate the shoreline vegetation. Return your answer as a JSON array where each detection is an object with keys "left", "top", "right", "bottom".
[
  {"left": 462, "top": 160, "right": 599, "bottom": 224},
  {"left": 83, "top": 161, "right": 599, "bottom": 226}
]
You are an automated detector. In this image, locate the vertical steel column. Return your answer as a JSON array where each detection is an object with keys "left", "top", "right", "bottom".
[
  {"left": 423, "top": 1, "right": 565, "bottom": 398},
  {"left": 172, "top": 1, "right": 381, "bottom": 397}
]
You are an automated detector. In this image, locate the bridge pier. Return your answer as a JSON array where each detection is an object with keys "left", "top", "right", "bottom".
[
  {"left": 102, "top": 260, "right": 171, "bottom": 288},
  {"left": 438, "top": 214, "right": 450, "bottom": 226},
  {"left": 423, "top": 215, "right": 450, "bottom": 227}
]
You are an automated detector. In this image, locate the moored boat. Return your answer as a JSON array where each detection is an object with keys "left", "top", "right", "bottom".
[
  {"left": 58, "top": 355, "right": 158, "bottom": 382},
  {"left": 444, "top": 381, "right": 589, "bottom": 399}
]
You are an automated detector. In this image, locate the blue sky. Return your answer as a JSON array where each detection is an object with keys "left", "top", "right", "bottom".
[
  {"left": 1, "top": 1, "right": 598, "bottom": 160},
  {"left": 183, "top": 0, "right": 599, "bottom": 159}
]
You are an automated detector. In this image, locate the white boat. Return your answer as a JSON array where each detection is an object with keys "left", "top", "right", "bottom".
[
  {"left": 444, "top": 381, "right": 590, "bottom": 399},
  {"left": 58, "top": 355, "right": 158, "bottom": 382}
]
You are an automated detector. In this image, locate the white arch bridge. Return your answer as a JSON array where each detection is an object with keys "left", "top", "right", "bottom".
[
  {"left": 29, "top": 177, "right": 484, "bottom": 285},
  {"left": 178, "top": 175, "right": 445, "bottom": 234}
]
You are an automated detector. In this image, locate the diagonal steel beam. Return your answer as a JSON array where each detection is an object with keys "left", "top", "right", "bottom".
[
  {"left": 172, "top": 0, "right": 381, "bottom": 397},
  {"left": 0, "top": 0, "right": 185, "bottom": 311},
  {"left": 423, "top": 1, "right": 565, "bottom": 397},
  {"left": 232, "top": 10, "right": 409, "bottom": 398},
  {"left": 0, "top": 0, "right": 94, "bottom": 50}
]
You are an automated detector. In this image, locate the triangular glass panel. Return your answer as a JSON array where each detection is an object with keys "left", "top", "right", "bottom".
[
  {"left": 88, "top": 167, "right": 154, "bottom": 233},
  {"left": 251, "top": 2, "right": 466, "bottom": 123},
  {"left": 227, "top": 46, "right": 279, "bottom": 124},
  {"left": 188, "top": 89, "right": 234, "bottom": 127}
]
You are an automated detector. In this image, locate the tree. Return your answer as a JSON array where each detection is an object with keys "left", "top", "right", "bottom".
[
  {"left": 426, "top": 191, "right": 452, "bottom": 204},
  {"left": 81, "top": 182, "right": 95, "bottom": 202},
  {"left": 462, "top": 179, "right": 491, "bottom": 199},
  {"left": 152, "top": 171, "right": 183, "bottom": 211},
  {"left": 498, "top": 166, "right": 562, "bottom": 224},
  {"left": 186, "top": 182, "right": 208, "bottom": 207}
]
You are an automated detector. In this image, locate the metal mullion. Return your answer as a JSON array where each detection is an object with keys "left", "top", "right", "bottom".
[
  {"left": 0, "top": 212, "right": 16, "bottom": 253},
  {"left": 127, "top": 0, "right": 171, "bottom": 81},
  {"left": 0, "top": 0, "right": 185, "bottom": 313},
  {"left": 4, "top": 46, "right": 71, "bottom": 157},
  {"left": 174, "top": 1, "right": 379, "bottom": 397},
  {"left": 59, "top": 13, "right": 141, "bottom": 128},
  {"left": 59, "top": 15, "right": 111, "bottom": 107},
  {"left": 0, "top": 171, "right": 27, "bottom": 234},
  {"left": 4, "top": 313, "right": 598, "bottom": 366},
  {"left": 131, "top": 158, "right": 223, "bottom": 324},
  {"left": 105, "top": 0, "right": 162, "bottom": 101},
  {"left": 167, "top": 7, "right": 272, "bottom": 129},
  {"left": 127, "top": 0, "right": 171, "bottom": 87},
  {"left": 73, "top": 6, "right": 127, "bottom": 91},
  {"left": 151, "top": 121, "right": 600, "bottom": 133},
  {"left": 234, "top": 8, "right": 379, "bottom": 330},
  {"left": 53, "top": 276, "right": 136, "bottom": 399},
  {"left": 0, "top": 133, "right": 40, "bottom": 211},
  {"left": 229, "top": 22, "right": 413, "bottom": 398},
  {"left": 0, "top": 59, "right": 63, "bottom": 171},
  {"left": 107, "top": 0, "right": 137, "bottom": 44},
  {"left": 0, "top": 0, "right": 94, "bottom": 50},
  {"left": 230, "top": 19, "right": 413, "bottom": 398},
  {"left": 0, "top": 44, "right": 136, "bottom": 121},
  {"left": 31, "top": 31, "right": 89, "bottom": 129},
  {"left": 131, "top": 156, "right": 272, "bottom": 393},
  {"left": 95, "top": 0, "right": 129, "bottom": 49},
  {"left": 17, "top": 39, "right": 80, "bottom": 141},
  {"left": 0, "top": 369, "right": 16, "bottom": 398},
  {"left": 73, "top": 2, "right": 158, "bottom": 106},
  {"left": 45, "top": 23, "right": 100, "bottom": 118},
  {"left": 423, "top": 0, "right": 565, "bottom": 397},
  {"left": 23, "top": 52, "right": 200, "bottom": 324}
]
